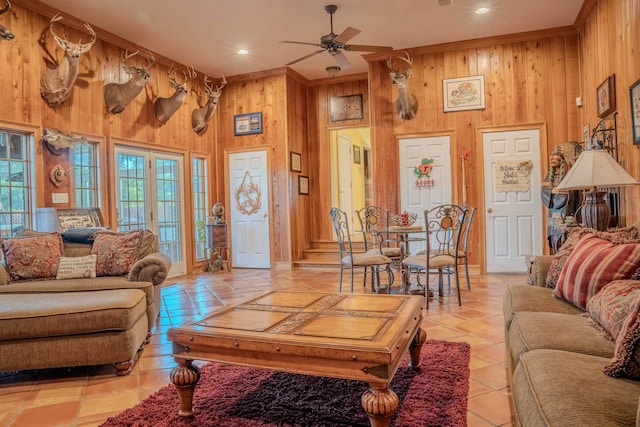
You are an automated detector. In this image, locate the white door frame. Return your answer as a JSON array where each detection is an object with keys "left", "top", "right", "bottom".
[{"left": 479, "top": 125, "right": 547, "bottom": 274}]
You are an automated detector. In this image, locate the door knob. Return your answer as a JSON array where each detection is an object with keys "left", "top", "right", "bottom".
[
  {"left": 487, "top": 208, "right": 493, "bottom": 213},
  {"left": 264, "top": 213, "right": 267, "bottom": 218}
]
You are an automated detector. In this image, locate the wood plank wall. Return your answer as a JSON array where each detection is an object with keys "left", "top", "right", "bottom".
[{"left": 577, "top": 0, "right": 640, "bottom": 226}]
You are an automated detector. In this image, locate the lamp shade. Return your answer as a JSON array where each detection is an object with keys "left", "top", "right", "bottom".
[{"left": 555, "top": 149, "right": 639, "bottom": 191}]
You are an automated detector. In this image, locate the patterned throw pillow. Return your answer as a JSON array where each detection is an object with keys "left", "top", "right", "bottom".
[
  {"left": 546, "top": 227, "right": 640, "bottom": 289},
  {"left": 91, "top": 231, "right": 143, "bottom": 276},
  {"left": 554, "top": 234, "right": 640, "bottom": 310},
  {"left": 56, "top": 255, "right": 97, "bottom": 279},
  {"left": 587, "top": 280, "right": 640, "bottom": 342},
  {"left": 0, "top": 233, "right": 63, "bottom": 281}
]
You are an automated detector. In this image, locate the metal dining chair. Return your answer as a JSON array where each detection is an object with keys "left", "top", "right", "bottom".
[
  {"left": 401, "top": 204, "right": 467, "bottom": 309},
  {"left": 329, "top": 207, "right": 394, "bottom": 293},
  {"left": 457, "top": 206, "right": 476, "bottom": 291}
]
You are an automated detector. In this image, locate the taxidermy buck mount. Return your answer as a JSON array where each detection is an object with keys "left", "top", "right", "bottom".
[
  {"left": 104, "top": 49, "right": 155, "bottom": 114},
  {"left": 154, "top": 64, "right": 197, "bottom": 124},
  {"left": 387, "top": 52, "right": 419, "bottom": 121},
  {"left": 191, "top": 75, "right": 226, "bottom": 134},
  {"left": 0, "top": 0, "right": 14, "bottom": 41},
  {"left": 39, "top": 14, "right": 96, "bottom": 107}
]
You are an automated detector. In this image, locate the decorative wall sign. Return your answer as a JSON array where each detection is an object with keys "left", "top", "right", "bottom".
[
  {"left": 234, "top": 112, "right": 263, "bottom": 135},
  {"left": 290, "top": 151, "right": 302, "bottom": 172},
  {"left": 330, "top": 94, "right": 364, "bottom": 121},
  {"left": 495, "top": 159, "right": 533, "bottom": 192},
  {"left": 413, "top": 158, "right": 435, "bottom": 187},
  {"left": 353, "top": 146, "right": 361, "bottom": 164},
  {"left": 234, "top": 171, "right": 262, "bottom": 215},
  {"left": 597, "top": 74, "right": 616, "bottom": 118},
  {"left": 298, "top": 175, "right": 309, "bottom": 195},
  {"left": 443, "top": 75, "right": 485, "bottom": 112},
  {"left": 630, "top": 79, "right": 640, "bottom": 145}
]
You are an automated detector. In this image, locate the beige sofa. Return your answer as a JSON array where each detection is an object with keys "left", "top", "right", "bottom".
[
  {"left": 504, "top": 226, "right": 640, "bottom": 426},
  {"left": 0, "top": 229, "right": 171, "bottom": 375}
]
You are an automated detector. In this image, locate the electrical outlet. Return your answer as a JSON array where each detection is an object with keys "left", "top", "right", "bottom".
[{"left": 52, "top": 193, "right": 69, "bottom": 204}]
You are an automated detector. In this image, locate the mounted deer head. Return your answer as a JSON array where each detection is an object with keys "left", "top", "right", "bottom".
[
  {"left": 387, "top": 51, "right": 419, "bottom": 121},
  {"left": 191, "top": 75, "right": 226, "bottom": 134},
  {"left": 39, "top": 14, "right": 96, "bottom": 107},
  {"left": 154, "top": 64, "right": 197, "bottom": 124},
  {"left": 104, "top": 49, "right": 155, "bottom": 114},
  {"left": 0, "top": 0, "right": 14, "bottom": 41}
]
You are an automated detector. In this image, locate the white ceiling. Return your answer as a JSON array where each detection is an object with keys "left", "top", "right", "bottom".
[{"left": 36, "top": 0, "right": 583, "bottom": 81}]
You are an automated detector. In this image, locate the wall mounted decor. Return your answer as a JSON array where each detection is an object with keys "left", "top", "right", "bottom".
[
  {"left": 597, "top": 74, "right": 616, "bottom": 118},
  {"left": 330, "top": 94, "right": 364, "bottom": 121},
  {"left": 630, "top": 79, "right": 640, "bottom": 145},
  {"left": 298, "top": 175, "right": 309, "bottom": 195},
  {"left": 154, "top": 64, "right": 197, "bottom": 124},
  {"left": 104, "top": 50, "right": 155, "bottom": 114},
  {"left": 353, "top": 145, "right": 361, "bottom": 164},
  {"left": 0, "top": 0, "right": 14, "bottom": 41},
  {"left": 39, "top": 14, "right": 96, "bottom": 107},
  {"left": 290, "top": 151, "right": 302, "bottom": 172},
  {"left": 234, "top": 112, "right": 263, "bottom": 135},
  {"left": 443, "top": 75, "right": 485, "bottom": 112},
  {"left": 192, "top": 75, "right": 226, "bottom": 134},
  {"left": 386, "top": 52, "right": 418, "bottom": 120},
  {"left": 42, "top": 128, "right": 87, "bottom": 155}
]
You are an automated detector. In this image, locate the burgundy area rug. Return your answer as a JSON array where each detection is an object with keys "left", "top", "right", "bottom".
[{"left": 101, "top": 339, "right": 470, "bottom": 427}]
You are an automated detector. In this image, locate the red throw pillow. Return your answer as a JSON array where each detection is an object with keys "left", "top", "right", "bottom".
[
  {"left": 0, "top": 233, "right": 63, "bottom": 281},
  {"left": 91, "top": 230, "right": 143, "bottom": 276},
  {"left": 554, "top": 234, "right": 640, "bottom": 310}
]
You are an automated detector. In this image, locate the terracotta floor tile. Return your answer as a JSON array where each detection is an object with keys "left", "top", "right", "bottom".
[{"left": 468, "top": 390, "right": 514, "bottom": 426}]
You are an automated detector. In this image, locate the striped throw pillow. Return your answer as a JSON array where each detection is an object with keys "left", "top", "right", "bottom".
[{"left": 554, "top": 234, "right": 640, "bottom": 310}]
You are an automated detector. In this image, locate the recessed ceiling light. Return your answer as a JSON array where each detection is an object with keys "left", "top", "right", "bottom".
[
  {"left": 237, "top": 49, "right": 249, "bottom": 55},
  {"left": 476, "top": 7, "right": 490, "bottom": 14}
]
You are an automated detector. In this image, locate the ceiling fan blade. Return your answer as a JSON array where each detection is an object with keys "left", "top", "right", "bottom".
[
  {"left": 334, "top": 26, "right": 361, "bottom": 44},
  {"left": 344, "top": 44, "right": 393, "bottom": 53},
  {"left": 286, "top": 49, "right": 325, "bottom": 66},
  {"left": 332, "top": 51, "right": 352, "bottom": 70},
  {"left": 280, "top": 40, "right": 322, "bottom": 47}
]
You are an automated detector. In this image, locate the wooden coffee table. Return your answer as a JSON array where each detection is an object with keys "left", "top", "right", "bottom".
[{"left": 167, "top": 290, "right": 425, "bottom": 427}]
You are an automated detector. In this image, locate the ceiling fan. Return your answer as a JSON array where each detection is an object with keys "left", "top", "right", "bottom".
[{"left": 281, "top": 4, "right": 393, "bottom": 70}]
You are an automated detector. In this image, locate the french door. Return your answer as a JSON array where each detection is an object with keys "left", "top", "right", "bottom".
[{"left": 114, "top": 146, "right": 186, "bottom": 277}]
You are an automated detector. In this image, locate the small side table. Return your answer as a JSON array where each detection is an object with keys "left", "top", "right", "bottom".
[{"left": 205, "top": 223, "right": 231, "bottom": 272}]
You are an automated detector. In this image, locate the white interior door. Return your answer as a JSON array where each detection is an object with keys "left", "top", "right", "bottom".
[
  {"left": 337, "top": 134, "right": 354, "bottom": 226},
  {"left": 399, "top": 136, "right": 452, "bottom": 254},
  {"left": 228, "top": 150, "right": 270, "bottom": 268},
  {"left": 483, "top": 129, "right": 543, "bottom": 273},
  {"left": 114, "top": 146, "right": 186, "bottom": 277}
]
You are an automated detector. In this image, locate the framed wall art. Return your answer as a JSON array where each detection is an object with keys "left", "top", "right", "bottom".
[
  {"left": 290, "top": 151, "right": 302, "bottom": 172},
  {"left": 597, "top": 74, "right": 616, "bottom": 118},
  {"left": 234, "top": 112, "right": 263, "bottom": 135},
  {"left": 56, "top": 208, "right": 104, "bottom": 232},
  {"left": 630, "top": 79, "right": 640, "bottom": 145},
  {"left": 298, "top": 175, "right": 309, "bottom": 195},
  {"left": 330, "top": 94, "right": 364, "bottom": 122},
  {"left": 353, "top": 145, "right": 361, "bottom": 164},
  {"left": 443, "top": 75, "right": 485, "bottom": 112}
]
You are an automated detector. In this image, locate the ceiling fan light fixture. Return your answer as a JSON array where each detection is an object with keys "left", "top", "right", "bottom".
[{"left": 326, "top": 66, "right": 341, "bottom": 77}]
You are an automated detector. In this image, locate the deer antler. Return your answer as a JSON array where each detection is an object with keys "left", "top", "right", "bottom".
[
  {"left": 48, "top": 13, "right": 96, "bottom": 52},
  {"left": 122, "top": 49, "right": 139, "bottom": 65},
  {"left": 0, "top": 0, "right": 10, "bottom": 15},
  {"left": 215, "top": 76, "right": 227, "bottom": 94}
]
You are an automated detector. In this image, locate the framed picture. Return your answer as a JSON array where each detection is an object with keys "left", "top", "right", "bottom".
[
  {"left": 330, "top": 94, "right": 364, "bottom": 122},
  {"left": 55, "top": 208, "right": 104, "bottom": 232},
  {"left": 290, "top": 151, "right": 302, "bottom": 172},
  {"left": 234, "top": 112, "right": 263, "bottom": 135},
  {"left": 630, "top": 79, "right": 640, "bottom": 145},
  {"left": 353, "top": 145, "right": 361, "bottom": 164},
  {"left": 443, "top": 75, "right": 486, "bottom": 112},
  {"left": 597, "top": 75, "right": 616, "bottom": 118},
  {"left": 298, "top": 175, "right": 309, "bottom": 195}
]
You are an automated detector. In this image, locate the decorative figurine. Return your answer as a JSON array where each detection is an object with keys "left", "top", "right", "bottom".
[{"left": 212, "top": 201, "right": 225, "bottom": 224}]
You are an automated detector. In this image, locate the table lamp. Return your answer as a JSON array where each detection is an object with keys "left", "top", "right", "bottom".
[{"left": 555, "top": 149, "right": 639, "bottom": 231}]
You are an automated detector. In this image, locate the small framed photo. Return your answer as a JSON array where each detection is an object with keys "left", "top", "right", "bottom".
[
  {"left": 298, "top": 175, "right": 309, "bottom": 195},
  {"left": 443, "top": 75, "right": 485, "bottom": 112},
  {"left": 353, "top": 145, "right": 361, "bottom": 164},
  {"left": 234, "top": 112, "right": 263, "bottom": 136},
  {"left": 630, "top": 79, "right": 640, "bottom": 145},
  {"left": 597, "top": 75, "right": 616, "bottom": 118},
  {"left": 290, "top": 151, "right": 302, "bottom": 172},
  {"left": 330, "top": 94, "right": 364, "bottom": 122}
]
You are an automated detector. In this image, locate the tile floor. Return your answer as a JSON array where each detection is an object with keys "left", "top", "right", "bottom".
[{"left": 0, "top": 268, "right": 520, "bottom": 427}]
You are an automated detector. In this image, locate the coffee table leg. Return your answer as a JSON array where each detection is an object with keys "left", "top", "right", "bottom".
[
  {"left": 408, "top": 327, "right": 427, "bottom": 369},
  {"left": 361, "top": 384, "right": 399, "bottom": 427},
  {"left": 169, "top": 359, "right": 201, "bottom": 417}
]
